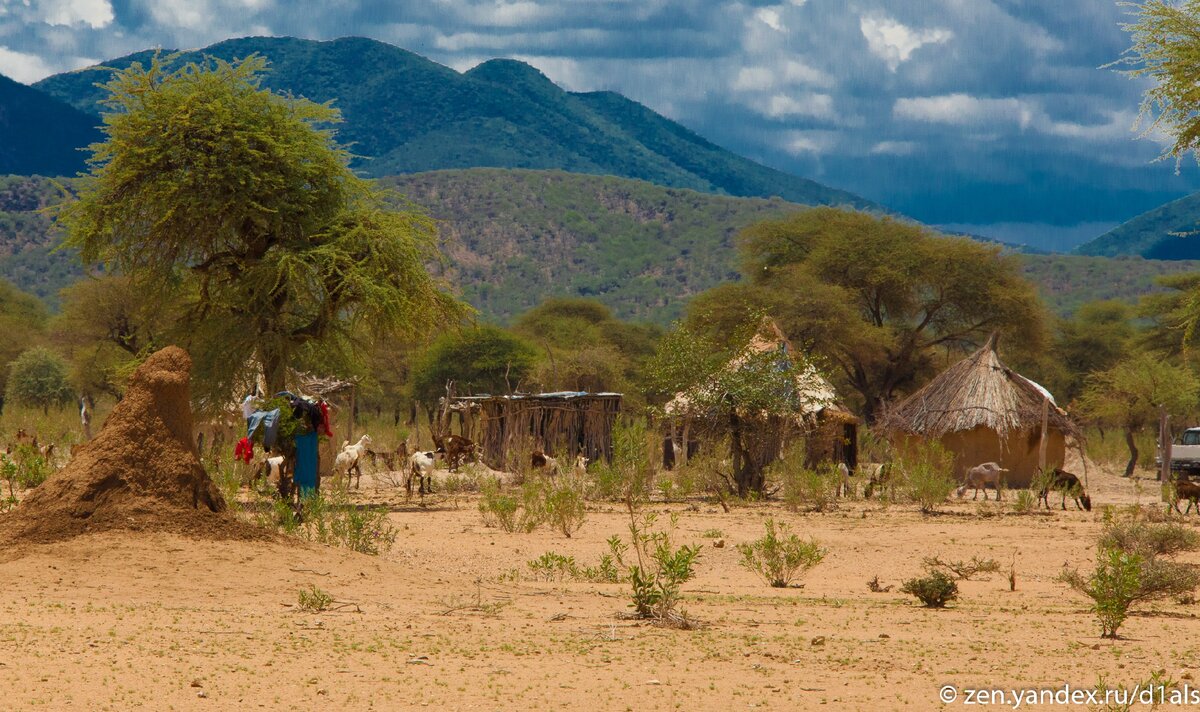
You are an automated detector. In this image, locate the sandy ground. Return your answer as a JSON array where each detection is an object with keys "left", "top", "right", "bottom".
[{"left": 2, "top": 465, "right": 1199, "bottom": 711}]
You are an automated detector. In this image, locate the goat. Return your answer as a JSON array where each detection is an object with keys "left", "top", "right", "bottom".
[
  {"left": 531, "top": 450, "right": 559, "bottom": 475},
  {"left": 572, "top": 454, "right": 589, "bottom": 479},
  {"left": 1171, "top": 479, "right": 1200, "bottom": 515},
  {"left": 861, "top": 463, "right": 893, "bottom": 499},
  {"left": 254, "top": 454, "right": 288, "bottom": 488},
  {"left": 836, "top": 462, "right": 852, "bottom": 498},
  {"left": 956, "top": 462, "right": 1008, "bottom": 501},
  {"left": 368, "top": 442, "right": 410, "bottom": 473},
  {"left": 407, "top": 451, "right": 438, "bottom": 498},
  {"left": 434, "top": 434, "right": 477, "bottom": 472},
  {"left": 1037, "top": 468, "right": 1092, "bottom": 511},
  {"left": 333, "top": 434, "right": 373, "bottom": 489}
]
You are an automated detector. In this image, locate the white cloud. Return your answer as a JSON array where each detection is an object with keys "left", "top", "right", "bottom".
[
  {"left": 894, "top": 93, "right": 1034, "bottom": 128},
  {"left": 859, "top": 15, "right": 952, "bottom": 71},
  {"left": 142, "top": 0, "right": 274, "bottom": 30},
  {"left": 755, "top": 7, "right": 784, "bottom": 32},
  {"left": 782, "top": 130, "right": 837, "bottom": 155},
  {"left": 1042, "top": 109, "right": 1136, "bottom": 141},
  {"left": 732, "top": 60, "right": 831, "bottom": 93},
  {"left": 870, "top": 140, "right": 918, "bottom": 156},
  {"left": 762, "top": 92, "right": 833, "bottom": 119},
  {"left": 0, "top": 45, "right": 53, "bottom": 83},
  {"left": 31, "top": 0, "right": 114, "bottom": 29}
]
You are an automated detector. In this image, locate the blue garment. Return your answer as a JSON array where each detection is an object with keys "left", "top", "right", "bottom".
[
  {"left": 294, "top": 431, "right": 319, "bottom": 494},
  {"left": 246, "top": 408, "right": 282, "bottom": 451}
]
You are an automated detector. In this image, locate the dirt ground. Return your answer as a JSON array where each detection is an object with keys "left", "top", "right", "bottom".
[{"left": 1, "top": 464, "right": 1198, "bottom": 711}]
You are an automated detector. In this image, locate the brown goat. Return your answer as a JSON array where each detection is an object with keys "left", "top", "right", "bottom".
[
  {"left": 1172, "top": 479, "right": 1200, "bottom": 515},
  {"left": 1038, "top": 468, "right": 1092, "bottom": 511}
]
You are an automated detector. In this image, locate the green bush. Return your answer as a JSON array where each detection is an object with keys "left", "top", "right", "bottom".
[
  {"left": 297, "top": 585, "right": 333, "bottom": 612},
  {"left": 5, "top": 347, "right": 73, "bottom": 414},
  {"left": 737, "top": 518, "right": 826, "bottom": 587},
  {"left": 1060, "top": 517, "right": 1200, "bottom": 638},
  {"left": 612, "top": 514, "right": 701, "bottom": 626},
  {"left": 900, "top": 569, "right": 959, "bottom": 608},
  {"left": 479, "top": 477, "right": 528, "bottom": 533},
  {"left": 897, "top": 442, "right": 956, "bottom": 513},
  {"left": 542, "top": 477, "right": 587, "bottom": 538}
]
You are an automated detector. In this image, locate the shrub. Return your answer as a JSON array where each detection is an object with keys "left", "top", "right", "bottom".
[
  {"left": 527, "top": 552, "right": 579, "bottom": 581},
  {"left": 1060, "top": 548, "right": 1142, "bottom": 639},
  {"left": 779, "top": 461, "right": 840, "bottom": 513},
  {"left": 297, "top": 585, "right": 333, "bottom": 612},
  {"left": 296, "top": 488, "right": 398, "bottom": 555},
  {"left": 542, "top": 477, "right": 587, "bottom": 538},
  {"left": 737, "top": 518, "right": 826, "bottom": 587},
  {"left": 612, "top": 513, "right": 701, "bottom": 627},
  {"left": 1060, "top": 517, "right": 1200, "bottom": 638},
  {"left": 590, "top": 416, "right": 654, "bottom": 504},
  {"left": 922, "top": 555, "right": 1001, "bottom": 581},
  {"left": 897, "top": 442, "right": 956, "bottom": 513},
  {"left": 1011, "top": 489, "right": 1036, "bottom": 514},
  {"left": 479, "top": 477, "right": 527, "bottom": 533},
  {"left": 901, "top": 569, "right": 959, "bottom": 608}
]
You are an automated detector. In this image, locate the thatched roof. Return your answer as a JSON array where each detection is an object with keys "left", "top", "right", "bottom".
[
  {"left": 882, "top": 334, "right": 1077, "bottom": 438},
  {"left": 665, "top": 318, "right": 852, "bottom": 421}
]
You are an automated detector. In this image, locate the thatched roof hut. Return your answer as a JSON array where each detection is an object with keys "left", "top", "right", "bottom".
[
  {"left": 665, "top": 318, "right": 859, "bottom": 469},
  {"left": 882, "top": 334, "right": 1078, "bottom": 487}
]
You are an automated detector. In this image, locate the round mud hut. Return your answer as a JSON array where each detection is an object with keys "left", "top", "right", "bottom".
[{"left": 881, "top": 334, "right": 1078, "bottom": 488}]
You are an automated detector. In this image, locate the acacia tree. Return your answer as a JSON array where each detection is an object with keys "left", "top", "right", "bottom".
[
  {"left": 1077, "top": 352, "right": 1199, "bottom": 477},
  {"left": 695, "top": 208, "right": 1045, "bottom": 421},
  {"left": 408, "top": 326, "right": 538, "bottom": 412},
  {"left": 0, "top": 279, "right": 47, "bottom": 410},
  {"left": 643, "top": 320, "right": 824, "bottom": 497},
  {"left": 6, "top": 347, "right": 73, "bottom": 415},
  {"left": 60, "top": 55, "right": 464, "bottom": 409}
]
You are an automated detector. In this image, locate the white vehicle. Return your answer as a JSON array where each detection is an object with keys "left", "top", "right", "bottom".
[{"left": 1160, "top": 427, "right": 1200, "bottom": 479}]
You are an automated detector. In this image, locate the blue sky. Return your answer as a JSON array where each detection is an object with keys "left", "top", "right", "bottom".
[{"left": 3, "top": 0, "right": 1199, "bottom": 249}]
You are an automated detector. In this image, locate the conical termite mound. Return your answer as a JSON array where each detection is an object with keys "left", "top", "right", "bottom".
[{"left": 2, "top": 346, "right": 264, "bottom": 544}]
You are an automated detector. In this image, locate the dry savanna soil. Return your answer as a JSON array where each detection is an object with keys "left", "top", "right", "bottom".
[{"left": 0, "top": 462, "right": 1197, "bottom": 711}]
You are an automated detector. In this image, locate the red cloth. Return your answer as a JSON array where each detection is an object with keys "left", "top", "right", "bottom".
[
  {"left": 318, "top": 401, "right": 334, "bottom": 437},
  {"left": 234, "top": 437, "right": 254, "bottom": 463}
]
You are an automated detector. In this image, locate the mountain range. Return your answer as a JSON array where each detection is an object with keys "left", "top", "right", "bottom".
[
  {"left": 21, "top": 35, "right": 877, "bottom": 213},
  {"left": 0, "top": 73, "right": 100, "bottom": 176}
]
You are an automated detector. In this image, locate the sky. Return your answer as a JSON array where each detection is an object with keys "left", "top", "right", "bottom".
[{"left": 3, "top": 0, "right": 1199, "bottom": 250}]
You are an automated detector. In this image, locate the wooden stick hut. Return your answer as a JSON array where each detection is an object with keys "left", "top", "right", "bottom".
[
  {"left": 880, "top": 333, "right": 1079, "bottom": 487},
  {"left": 455, "top": 392, "right": 622, "bottom": 470}
]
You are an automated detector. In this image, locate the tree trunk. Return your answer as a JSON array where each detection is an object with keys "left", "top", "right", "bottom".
[
  {"left": 1124, "top": 427, "right": 1138, "bottom": 478},
  {"left": 729, "top": 409, "right": 764, "bottom": 497},
  {"left": 260, "top": 347, "right": 287, "bottom": 398}
]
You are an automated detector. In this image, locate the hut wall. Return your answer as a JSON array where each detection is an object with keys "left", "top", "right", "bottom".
[
  {"left": 803, "top": 416, "right": 858, "bottom": 470},
  {"left": 473, "top": 395, "right": 620, "bottom": 470},
  {"left": 895, "top": 425, "right": 1066, "bottom": 488}
]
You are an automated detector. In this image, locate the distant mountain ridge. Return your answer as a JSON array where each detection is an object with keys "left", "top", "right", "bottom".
[
  {"left": 33, "top": 35, "right": 880, "bottom": 211},
  {"left": 0, "top": 74, "right": 101, "bottom": 176},
  {"left": 1075, "top": 192, "right": 1200, "bottom": 259}
]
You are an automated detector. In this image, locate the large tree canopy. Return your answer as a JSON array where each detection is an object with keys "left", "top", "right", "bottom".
[
  {"left": 408, "top": 326, "right": 538, "bottom": 409},
  {"left": 59, "top": 55, "right": 465, "bottom": 409},
  {"left": 0, "top": 279, "right": 48, "bottom": 410},
  {"left": 690, "top": 208, "right": 1046, "bottom": 420}
]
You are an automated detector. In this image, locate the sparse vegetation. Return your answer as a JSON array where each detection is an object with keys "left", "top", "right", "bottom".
[
  {"left": 1060, "top": 516, "right": 1200, "bottom": 638},
  {"left": 737, "top": 518, "right": 826, "bottom": 588},
  {"left": 297, "top": 585, "right": 333, "bottom": 612},
  {"left": 922, "top": 555, "right": 1001, "bottom": 581},
  {"left": 901, "top": 569, "right": 960, "bottom": 608},
  {"left": 897, "top": 442, "right": 957, "bottom": 514}
]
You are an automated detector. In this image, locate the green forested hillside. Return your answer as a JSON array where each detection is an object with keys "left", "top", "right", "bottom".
[
  {"left": 1075, "top": 192, "right": 1200, "bottom": 259},
  {"left": 34, "top": 36, "right": 877, "bottom": 211},
  {"left": 0, "top": 74, "right": 100, "bottom": 177},
  {"left": 2, "top": 169, "right": 1194, "bottom": 321}
]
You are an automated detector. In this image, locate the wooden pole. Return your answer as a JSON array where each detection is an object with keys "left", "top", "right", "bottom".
[
  {"left": 1038, "top": 396, "right": 1049, "bottom": 473},
  {"left": 1160, "top": 406, "right": 1172, "bottom": 483}
]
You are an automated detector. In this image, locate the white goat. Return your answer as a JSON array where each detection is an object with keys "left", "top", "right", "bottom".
[
  {"left": 531, "top": 450, "right": 559, "bottom": 476},
  {"left": 407, "top": 451, "right": 438, "bottom": 498},
  {"left": 333, "top": 434, "right": 373, "bottom": 489},
  {"left": 572, "top": 454, "right": 589, "bottom": 479},
  {"left": 836, "top": 462, "right": 852, "bottom": 498},
  {"left": 956, "top": 462, "right": 1009, "bottom": 501}
]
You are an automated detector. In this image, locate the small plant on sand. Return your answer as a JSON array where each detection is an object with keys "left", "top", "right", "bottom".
[
  {"left": 527, "top": 552, "right": 579, "bottom": 581},
  {"left": 478, "top": 477, "right": 530, "bottom": 533},
  {"left": 896, "top": 442, "right": 956, "bottom": 513},
  {"left": 737, "top": 518, "right": 826, "bottom": 587},
  {"left": 901, "top": 568, "right": 959, "bottom": 608},
  {"left": 541, "top": 477, "right": 588, "bottom": 538},
  {"left": 1060, "top": 516, "right": 1200, "bottom": 638},
  {"left": 611, "top": 512, "right": 701, "bottom": 627},
  {"left": 1011, "top": 489, "right": 1036, "bottom": 514},
  {"left": 297, "top": 585, "right": 333, "bottom": 612},
  {"left": 867, "top": 575, "right": 893, "bottom": 593}
]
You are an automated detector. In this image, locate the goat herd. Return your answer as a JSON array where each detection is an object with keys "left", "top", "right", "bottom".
[{"left": 323, "top": 432, "right": 593, "bottom": 499}]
